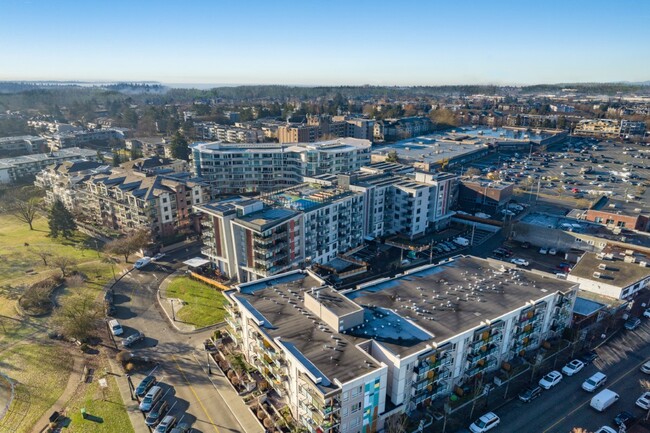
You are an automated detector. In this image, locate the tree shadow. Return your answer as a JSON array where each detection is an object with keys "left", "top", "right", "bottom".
[{"left": 83, "top": 413, "right": 104, "bottom": 423}]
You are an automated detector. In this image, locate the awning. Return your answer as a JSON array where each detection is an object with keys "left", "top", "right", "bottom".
[{"left": 183, "top": 257, "right": 211, "bottom": 268}]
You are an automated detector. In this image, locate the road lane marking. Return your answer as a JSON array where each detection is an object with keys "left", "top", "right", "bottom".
[
  {"left": 171, "top": 354, "right": 221, "bottom": 433},
  {"left": 542, "top": 356, "right": 650, "bottom": 432}
]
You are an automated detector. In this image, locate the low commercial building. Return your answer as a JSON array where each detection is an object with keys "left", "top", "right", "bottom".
[
  {"left": 584, "top": 197, "right": 650, "bottom": 232},
  {"left": 191, "top": 138, "right": 371, "bottom": 195},
  {"left": 0, "top": 147, "right": 99, "bottom": 184},
  {"left": 458, "top": 179, "right": 514, "bottom": 216},
  {"left": 568, "top": 251, "right": 650, "bottom": 300},
  {"left": 224, "top": 256, "right": 577, "bottom": 431},
  {"left": 574, "top": 119, "right": 620, "bottom": 137},
  {"left": 0, "top": 135, "right": 47, "bottom": 157}
]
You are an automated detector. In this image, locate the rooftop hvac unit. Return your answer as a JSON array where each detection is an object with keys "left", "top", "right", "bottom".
[
  {"left": 596, "top": 253, "right": 605, "bottom": 260},
  {"left": 598, "top": 263, "right": 607, "bottom": 270},
  {"left": 625, "top": 250, "right": 634, "bottom": 255},
  {"left": 605, "top": 253, "right": 614, "bottom": 260},
  {"left": 640, "top": 261, "right": 648, "bottom": 267},
  {"left": 624, "top": 256, "right": 637, "bottom": 263},
  {"left": 593, "top": 272, "right": 602, "bottom": 278},
  {"left": 634, "top": 208, "right": 642, "bottom": 213},
  {"left": 609, "top": 204, "right": 617, "bottom": 208}
]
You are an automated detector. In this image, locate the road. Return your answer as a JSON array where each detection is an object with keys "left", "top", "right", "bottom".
[
  {"left": 474, "top": 320, "right": 650, "bottom": 433},
  {"left": 111, "top": 249, "right": 254, "bottom": 433}
]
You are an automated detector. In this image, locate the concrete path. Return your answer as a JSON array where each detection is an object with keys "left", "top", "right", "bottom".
[
  {"left": 157, "top": 271, "right": 196, "bottom": 333},
  {"left": 29, "top": 347, "right": 83, "bottom": 433}
]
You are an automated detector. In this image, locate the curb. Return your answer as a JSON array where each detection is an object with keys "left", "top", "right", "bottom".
[{"left": 156, "top": 271, "right": 225, "bottom": 334}]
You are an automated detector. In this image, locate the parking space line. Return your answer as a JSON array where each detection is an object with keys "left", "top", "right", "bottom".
[
  {"left": 171, "top": 354, "right": 221, "bottom": 433},
  {"left": 541, "top": 355, "right": 649, "bottom": 432}
]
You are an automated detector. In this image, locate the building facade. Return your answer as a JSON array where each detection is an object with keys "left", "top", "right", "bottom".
[
  {"left": 223, "top": 257, "right": 577, "bottom": 432},
  {"left": 0, "top": 147, "right": 99, "bottom": 184},
  {"left": 0, "top": 135, "right": 47, "bottom": 157},
  {"left": 191, "top": 138, "right": 372, "bottom": 195}
]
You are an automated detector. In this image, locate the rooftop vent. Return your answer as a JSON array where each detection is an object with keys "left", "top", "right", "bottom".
[
  {"left": 634, "top": 208, "right": 642, "bottom": 213},
  {"left": 598, "top": 263, "right": 607, "bottom": 270},
  {"left": 624, "top": 256, "right": 637, "bottom": 263},
  {"left": 608, "top": 204, "right": 617, "bottom": 208},
  {"left": 593, "top": 272, "right": 602, "bottom": 278},
  {"left": 640, "top": 261, "right": 648, "bottom": 267},
  {"left": 596, "top": 253, "right": 605, "bottom": 260}
]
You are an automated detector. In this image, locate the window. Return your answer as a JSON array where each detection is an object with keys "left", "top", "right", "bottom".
[
  {"left": 352, "top": 386, "right": 362, "bottom": 397},
  {"left": 164, "top": 207, "right": 168, "bottom": 212},
  {"left": 342, "top": 391, "right": 349, "bottom": 401},
  {"left": 350, "top": 416, "right": 360, "bottom": 427},
  {"left": 351, "top": 402, "right": 362, "bottom": 413}
]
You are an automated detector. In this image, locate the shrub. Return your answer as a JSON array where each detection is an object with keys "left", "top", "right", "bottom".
[
  {"left": 263, "top": 418, "right": 273, "bottom": 429},
  {"left": 227, "top": 370, "right": 236, "bottom": 380},
  {"left": 125, "top": 362, "right": 135, "bottom": 373},
  {"left": 116, "top": 350, "right": 132, "bottom": 364},
  {"left": 257, "top": 409, "right": 266, "bottom": 420}
]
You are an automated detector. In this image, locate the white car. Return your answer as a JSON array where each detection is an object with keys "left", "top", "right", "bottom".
[
  {"left": 636, "top": 392, "right": 650, "bottom": 410},
  {"left": 469, "top": 412, "right": 500, "bottom": 433},
  {"left": 549, "top": 248, "right": 557, "bottom": 255},
  {"left": 510, "top": 258, "right": 529, "bottom": 266},
  {"left": 643, "top": 308, "right": 650, "bottom": 319},
  {"left": 641, "top": 360, "right": 650, "bottom": 374},
  {"left": 539, "top": 371, "right": 563, "bottom": 389},
  {"left": 594, "top": 427, "right": 617, "bottom": 433},
  {"left": 539, "top": 248, "right": 548, "bottom": 255},
  {"left": 561, "top": 359, "right": 584, "bottom": 376}
]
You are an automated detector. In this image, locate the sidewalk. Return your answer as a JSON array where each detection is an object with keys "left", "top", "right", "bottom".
[
  {"left": 106, "top": 355, "right": 150, "bottom": 433},
  {"left": 157, "top": 271, "right": 196, "bottom": 333}
]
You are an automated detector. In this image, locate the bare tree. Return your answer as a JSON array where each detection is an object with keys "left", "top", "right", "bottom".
[
  {"left": 3, "top": 192, "right": 40, "bottom": 230},
  {"left": 30, "top": 247, "right": 53, "bottom": 266},
  {"left": 384, "top": 413, "right": 408, "bottom": 433},
  {"left": 51, "top": 255, "right": 78, "bottom": 278},
  {"left": 104, "top": 229, "right": 151, "bottom": 263},
  {"left": 464, "top": 167, "right": 481, "bottom": 178}
]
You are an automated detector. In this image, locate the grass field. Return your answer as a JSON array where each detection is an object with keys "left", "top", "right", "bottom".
[
  {"left": 166, "top": 276, "right": 228, "bottom": 328},
  {"left": 65, "top": 358, "right": 134, "bottom": 433},
  {"left": 0, "top": 211, "right": 133, "bottom": 433},
  {"left": 0, "top": 343, "right": 72, "bottom": 433}
]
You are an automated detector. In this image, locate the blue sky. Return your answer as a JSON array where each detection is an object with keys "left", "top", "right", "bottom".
[{"left": 1, "top": 0, "right": 648, "bottom": 86}]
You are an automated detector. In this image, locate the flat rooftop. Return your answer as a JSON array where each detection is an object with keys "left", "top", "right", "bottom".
[
  {"left": 591, "top": 197, "right": 650, "bottom": 216},
  {"left": 345, "top": 256, "right": 576, "bottom": 356},
  {"left": 373, "top": 140, "right": 487, "bottom": 165},
  {"left": 235, "top": 207, "right": 299, "bottom": 232},
  {"left": 262, "top": 183, "right": 360, "bottom": 212},
  {"left": 232, "top": 272, "right": 382, "bottom": 393},
  {"left": 569, "top": 252, "right": 650, "bottom": 288},
  {"left": 0, "top": 147, "right": 97, "bottom": 168}
]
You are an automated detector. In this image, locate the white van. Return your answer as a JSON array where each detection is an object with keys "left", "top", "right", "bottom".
[
  {"left": 582, "top": 372, "right": 607, "bottom": 392},
  {"left": 590, "top": 389, "right": 619, "bottom": 412},
  {"left": 134, "top": 257, "right": 152, "bottom": 270},
  {"left": 109, "top": 319, "right": 123, "bottom": 336}
]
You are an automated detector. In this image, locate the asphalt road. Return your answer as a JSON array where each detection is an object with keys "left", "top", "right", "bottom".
[
  {"left": 111, "top": 249, "right": 251, "bottom": 433},
  {"left": 474, "top": 319, "right": 650, "bottom": 433}
]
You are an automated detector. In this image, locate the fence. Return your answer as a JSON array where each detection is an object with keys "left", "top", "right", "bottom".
[{"left": 189, "top": 271, "right": 230, "bottom": 291}]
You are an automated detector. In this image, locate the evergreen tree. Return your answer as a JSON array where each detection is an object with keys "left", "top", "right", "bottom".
[
  {"left": 170, "top": 131, "right": 190, "bottom": 161},
  {"left": 48, "top": 200, "right": 77, "bottom": 239},
  {"left": 112, "top": 151, "right": 121, "bottom": 167}
]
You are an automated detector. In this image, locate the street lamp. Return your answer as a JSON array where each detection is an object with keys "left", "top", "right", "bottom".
[
  {"left": 207, "top": 351, "right": 212, "bottom": 375},
  {"left": 126, "top": 374, "right": 136, "bottom": 401},
  {"left": 170, "top": 299, "right": 175, "bottom": 321}
]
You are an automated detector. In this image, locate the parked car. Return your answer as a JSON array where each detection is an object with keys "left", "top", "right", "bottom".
[
  {"left": 643, "top": 308, "right": 650, "bottom": 319},
  {"left": 469, "top": 412, "right": 500, "bottom": 432},
  {"left": 582, "top": 372, "right": 607, "bottom": 392},
  {"left": 539, "top": 371, "right": 563, "bottom": 389},
  {"left": 155, "top": 415, "right": 178, "bottom": 433},
  {"left": 139, "top": 386, "right": 163, "bottom": 412},
  {"left": 580, "top": 350, "right": 599, "bottom": 365},
  {"left": 518, "top": 386, "right": 542, "bottom": 403},
  {"left": 641, "top": 360, "right": 650, "bottom": 374},
  {"left": 539, "top": 248, "right": 548, "bottom": 255},
  {"left": 122, "top": 331, "right": 146, "bottom": 348},
  {"left": 135, "top": 375, "right": 157, "bottom": 397},
  {"left": 170, "top": 423, "right": 192, "bottom": 433},
  {"left": 549, "top": 248, "right": 557, "bottom": 255},
  {"left": 613, "top": 411, "right": 637, "bottom": 428},
  {"left": 145, "top": 400, "right": 170, "bottom": 427},
  {"left": 521, "top": 241, "right": 530, "bottom": 249},
  {"left": 561, "top": 359, "right": 585, "bottom": 377},
  {"left": 625, "top": 317, "right": 641, "bottom": 330},
  {"left": 636, "top": 391, "right": 650, "bottom": 410},
  {"left": 153, "top": 253, "right": 166, "bottom": 261},
  {"left": 594, "top": 427, "right": 617, "bottom": 433},
  {"left": 510, "top": 258, "right": 529, "bottom": 266}
]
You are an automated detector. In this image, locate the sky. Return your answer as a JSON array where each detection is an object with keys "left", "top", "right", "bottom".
[{"left": 1, "top": 0, "right": 649, "bottom": 86}]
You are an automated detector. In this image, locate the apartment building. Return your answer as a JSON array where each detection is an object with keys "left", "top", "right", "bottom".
[
  {"left": 195, "top": 122, "right": 264, "bottom": 143},
  {"left": 573, "top": 119, "right": 620, "bottom": 137},
  {"left": 568, "top": 251, "right": 650, "bottom": 300},
  {"left": 0, "top": 135, "right": 47, "bottom": 157},
  {"left": 119, "top": 157, "right": 189, "bottom": 175},
  {"left": 223, "top": 256, "right": 577, "bottom": 432},
  {"left": 126, "top": 137, "right": 169, "bottom": 158},
  {"left": 191, "top": 138, "right": 372, "bottom": 195},
  {"left": 198, "top": 168, "right": 458, "bottom": 281},
  {"left": 197, "top": 183, "right": 366, "bottom": 282},
  {"left": 48, "top": 128, "right": 127, "bottom": 150},
  {"left": 0, "top": 147, "right": 99, "bottom": 184},
  {"left": 278, "top": 116, "right": 375, "bottom": 143},
  {"left": 620, "top": 120, "right": 646, "bottom": 137},
  {"left": 83, "top": 168, "right": 210, "bottom": 241},
  {"left": 35, "top": 160, "right": 109, "bottom": 213},
  {"left": 373, "top": 117, "right": 433, "bottom": 141}
]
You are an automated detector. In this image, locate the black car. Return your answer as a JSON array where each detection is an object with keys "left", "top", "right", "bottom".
[
  {"left": 145, "top": 400, "right": 170, "bottom": 427},
  {"left": 135, "top": 375, "right": 157, "bottom": 397},
  {"left": 518, "top": 386, "right": 542, "bottom": 403},
  {"left": 614, "top": 411, "right": 637, "bottom": 428},
  {"left": 170, "top": 423, "right": 192, "bottom": 433},
  {"left": 122, "top": 331, "right": 146, "bottom": 348},
  {"left": 580, "top": 350, "right": 598, "bottom": 365}
]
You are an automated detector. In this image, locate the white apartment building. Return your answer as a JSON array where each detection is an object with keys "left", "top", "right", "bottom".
[
  {"left": 223, "top": 256, "right": 577, "bottom": 432},
  {"left": 0, "top": 147, "right": 99, "bottom": 184},
  {"left": 191, "top": 138, "right": 371, "bottom": 195},
  {"left": 0, "top": 135, "right": 47, "bottom": 156}
]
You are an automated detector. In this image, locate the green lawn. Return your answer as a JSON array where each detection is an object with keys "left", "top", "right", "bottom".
[
  {"left": 166, "top": 276, "right": 228, "bottom": 328},
  {"left": 65, "top": 360, "right": 134, "bottom": 433},
  {"left": 0, "top": 343, "right": 72, "bottom": 433}
]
